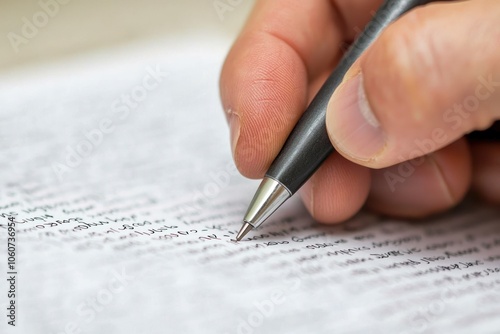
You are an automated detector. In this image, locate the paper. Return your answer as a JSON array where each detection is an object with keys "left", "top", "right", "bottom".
[{"left": 0, "top": 37, "right": 500, "bottom": 334}]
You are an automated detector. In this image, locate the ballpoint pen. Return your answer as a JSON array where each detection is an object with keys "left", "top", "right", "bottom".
[{"left": 236, "top": 0, "right": 436, "bottom": 241}]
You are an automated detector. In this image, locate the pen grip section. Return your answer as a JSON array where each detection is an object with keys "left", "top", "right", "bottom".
[{"left": 266, "top": 0, "right": 434, "bottom": 194}]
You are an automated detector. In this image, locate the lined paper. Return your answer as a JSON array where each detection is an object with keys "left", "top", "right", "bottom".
[{"left": 0, "top": 38, "right": 499, "bottom": 334}]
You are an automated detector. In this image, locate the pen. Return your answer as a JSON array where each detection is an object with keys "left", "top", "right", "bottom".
[{"left": 236, "top": 0, "right": 436, "bottom": 241}]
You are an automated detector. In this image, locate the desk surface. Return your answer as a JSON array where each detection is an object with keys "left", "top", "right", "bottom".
[{"left": 0, "top": 0, "right": 253, "bottom": 72}]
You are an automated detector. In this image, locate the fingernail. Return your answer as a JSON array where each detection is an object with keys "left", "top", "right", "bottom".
[
  {"left": 228, "top": 109, "right": 240, "bottom": 158},
  {"left": 428, "top": 154, "right": 455, "bottom": 205},
  {"left": 326, "top": 73, "right": 385, "bottom": 162},
  {"left": 300, "top": 178, "right": 315, "bottom": 218}
]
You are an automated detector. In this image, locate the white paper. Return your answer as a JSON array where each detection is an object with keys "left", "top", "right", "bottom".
[{"left": 0, "top": 37, "right": 499, "bottom": 334}]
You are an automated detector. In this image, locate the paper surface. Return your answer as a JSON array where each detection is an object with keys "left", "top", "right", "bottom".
[{"left": 0, "top": 37, "right": 500, "bottom": 334}]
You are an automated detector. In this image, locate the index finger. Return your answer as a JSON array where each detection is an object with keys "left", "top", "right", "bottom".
[{"left": 220, "top": 0, "right": 383, "bottom": 179}]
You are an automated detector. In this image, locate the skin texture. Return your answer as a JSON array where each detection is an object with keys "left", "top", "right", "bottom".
[{"left": 220, "top": 0, "right": 500, "bottom": 224}]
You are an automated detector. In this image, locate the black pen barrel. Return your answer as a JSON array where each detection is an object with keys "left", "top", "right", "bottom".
[{"left": 266, "top": 0, "right": 434, "bottom": 194}]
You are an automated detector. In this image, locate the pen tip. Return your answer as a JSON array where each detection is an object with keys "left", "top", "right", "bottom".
[{"left": 236, "top": 222, "right": 253, "bottom": 241}]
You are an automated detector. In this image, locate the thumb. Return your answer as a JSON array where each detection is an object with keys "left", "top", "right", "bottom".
[{"left": 326, "top": 0, "right": 500, "bottom": 169}]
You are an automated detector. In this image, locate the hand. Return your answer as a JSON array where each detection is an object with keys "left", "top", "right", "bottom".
[{"left": 220, "top": 0, "right": 500, "bottom": 223}]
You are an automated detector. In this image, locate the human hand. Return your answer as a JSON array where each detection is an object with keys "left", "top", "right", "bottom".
[{"left": 220, "top": 0, "right": 500, "bottom": 223}]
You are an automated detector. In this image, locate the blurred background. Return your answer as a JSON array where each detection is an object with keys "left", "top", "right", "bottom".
[{"left": 0, "top": 0, "right": 255, "bottom": 72}]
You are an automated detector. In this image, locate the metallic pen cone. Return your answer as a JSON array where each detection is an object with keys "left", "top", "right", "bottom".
[
  {"left": 243, "top": 177, "right": 291, "bottom": 229},
  {"left": 236, "top": 222, "right": 253, "bottom": 241}
]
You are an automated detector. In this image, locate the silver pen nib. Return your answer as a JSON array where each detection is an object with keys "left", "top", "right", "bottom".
[
  {"left": 236, "top": 177, "right": 291, "bottom": 241},
  {"left": 236, "top": 222, "right": 253, "bottom": 241}
]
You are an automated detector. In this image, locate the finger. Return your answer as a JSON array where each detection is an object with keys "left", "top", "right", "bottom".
[
  {"left": 471, "top": 141, "right": 500, "bottom": 204},
  {"left": 367, "top": 139, "right": 471, "bottom": 218},
  {"left": 299, "top": 153, "right": 371, "bottom": 224},
  {"left": 220, "top": 0, "right": 383, "bottom": 178},
  {"left": 326, "top": 0, "right": 500, "bottom": 169}
]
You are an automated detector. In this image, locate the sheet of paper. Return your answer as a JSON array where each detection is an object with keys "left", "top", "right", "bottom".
[{"left": 0, "top": 36, "right": 499, "bottom": 334}]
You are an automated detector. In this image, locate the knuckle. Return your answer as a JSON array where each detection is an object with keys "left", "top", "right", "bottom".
[{"left": 364, "top": 7, "right": 449, "bottom": 126}]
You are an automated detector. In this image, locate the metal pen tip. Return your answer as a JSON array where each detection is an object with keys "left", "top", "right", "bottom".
[{"left": 236, "top": 222, "right": 253, "bottom": 241}]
